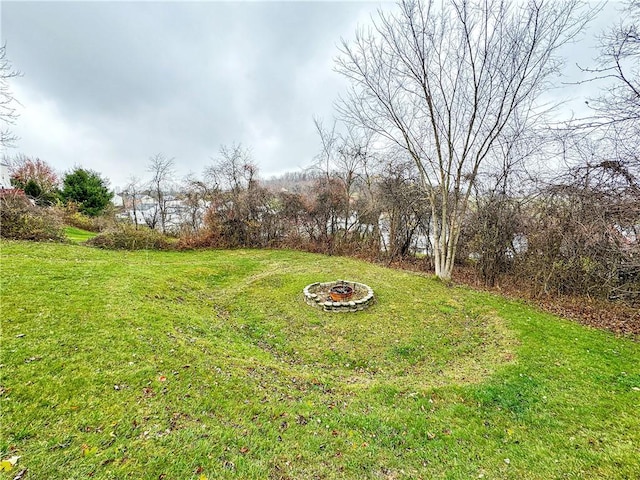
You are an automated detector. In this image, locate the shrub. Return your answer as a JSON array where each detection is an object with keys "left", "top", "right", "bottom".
[
  {"left": 0, "top": 194, "right": 64, "bottom": 241},
  {"left": 87, "top": 224, "right": 172, "bottom": 250},
  {"left": 64, "top": 211, "right": 102, "bottom": 232},
  {"left": 59, "top": 201, "right": 116, "bottom": 232}
]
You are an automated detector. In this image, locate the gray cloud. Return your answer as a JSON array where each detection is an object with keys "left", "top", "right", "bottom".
[
  {"left": 0, "top": 1, "right": 624, "bottom": 188},
  {"left": 1, "top": 1, "right": 379, "bottom": 186}
]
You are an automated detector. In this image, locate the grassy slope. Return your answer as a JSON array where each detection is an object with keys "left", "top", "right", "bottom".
[
  {"left": 63, "top": 226, "right": 98, "bottom": 244},
  {"left": 0, "top": 241, "right": 638, "bottom": 479}
]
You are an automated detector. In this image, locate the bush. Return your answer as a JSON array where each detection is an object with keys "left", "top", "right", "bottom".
[
  {"left": 175, "top": 231, "right": 219, "bottom": 250},
  {"left": 0, "top": 194, "right": 64, "bottom": 241},
  {"left": 64, "top": 210, "right": 95, "bottom": 231},
  {"left": 60, "top": 202, "right": 116, "bottom": 232},
  {"left": 87, "top": 224, "right": 172, "bottom": 250}
]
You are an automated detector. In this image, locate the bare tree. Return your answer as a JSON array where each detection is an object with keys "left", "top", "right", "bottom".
[
  {"left": 313, "top": 119, "right": 376, "bottom": 235},
  {"left": 582, "top": 0, "right": 639, "bottom": 134},
  {"left": 378, "top": 158, "right": 432, "bottom": 259},
  {"left": 336, "top": 0, "right": 595, "bottom": 280},
  {"left": 206, "top": 143, "right": 256, "bottom": 194},
  {"left": 203, "top": 144, "right": 265, "bottom": 247},
  {"left": 179, "top": 174, "right": 211, "bottom": 234},
  {"left": 122, "top": 175, "right": 143, "bottom": 229},
  {"left": 309, "top": 175, "right": 347, "bottom": 249},
  {"left": 574, "top": 0, "right": 640, "bottom": 191},
  {"left": 0, "top": 44, "right": 21, "bottom": 148},
  {"left": 147, "top": 153, "right": 175, "bottom": 234},
  {"left": 143, "top": 203, "right": 159, "bottom": 230},
  {"left": 313, "top": 117, "right": 338, "bottom": 183}
]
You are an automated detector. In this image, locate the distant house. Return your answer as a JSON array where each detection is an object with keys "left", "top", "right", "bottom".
[
  {"left": 0, "top": 161, "right": 12, "bottom": 189},
  {"left": 111, "top": 194, "right": 124, "bottom": 207},
  {"left": 0, "top": 161, "right": 26, "bottom": 198},
  {"left": 112, "top": 190, "right": 211, "bottom": 231}
]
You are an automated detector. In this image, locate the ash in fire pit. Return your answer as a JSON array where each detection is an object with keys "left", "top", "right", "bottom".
[
  {"left": 330, "top": 283, "right": 353, "bottom": 301},
  {"left": 303, "top": 280, "right": 374, "bottom": 312}
]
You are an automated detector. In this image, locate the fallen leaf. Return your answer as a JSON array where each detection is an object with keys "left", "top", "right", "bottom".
[
  {"left": 0, "top": 456, "right": 19, "bottom": 472},
  {"left": 239, "top": 446, "right": 249, "bottom": 454},
  {"left": 159, "top": 376, "right": 167, "bottom": 382},
  {"left": 82, "top": 444, "right": 98, "bottom": 457}
]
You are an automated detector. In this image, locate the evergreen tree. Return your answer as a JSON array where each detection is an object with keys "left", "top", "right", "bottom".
[{"left": 61, "top": 168, "right": 113, "bottom": 216}]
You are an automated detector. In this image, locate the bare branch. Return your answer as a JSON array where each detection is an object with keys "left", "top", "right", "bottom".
[{"left": 335, "top": 0, "right": 597, "bottom": 279}]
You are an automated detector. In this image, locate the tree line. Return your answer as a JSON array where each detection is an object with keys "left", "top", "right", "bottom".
[{"left": 1, "top": 0, "right": 638, "bottom": 303}]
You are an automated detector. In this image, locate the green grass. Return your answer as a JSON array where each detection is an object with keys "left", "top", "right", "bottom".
[
  {"left": 64, "top": 226, "right": 98, "bottom": 243},
  {"left": 1, "top": 240, "right": 638, "bottom": 479}
]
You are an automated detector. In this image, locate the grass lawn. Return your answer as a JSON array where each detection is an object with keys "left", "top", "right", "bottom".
[
  {"left": 63, "top": 226, "right": 98, "bottom": 244},
  {"left": 1, "top": 240, "right": 638, "bottom": 479}
]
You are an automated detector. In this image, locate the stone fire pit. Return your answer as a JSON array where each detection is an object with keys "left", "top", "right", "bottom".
[{"left": 303, "top": 280, "right": 374, "bottom": 312}]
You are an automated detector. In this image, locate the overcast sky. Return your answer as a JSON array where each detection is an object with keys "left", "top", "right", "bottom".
[{"left": 1, "top": 1, "right": 624, "bottom": 189}]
